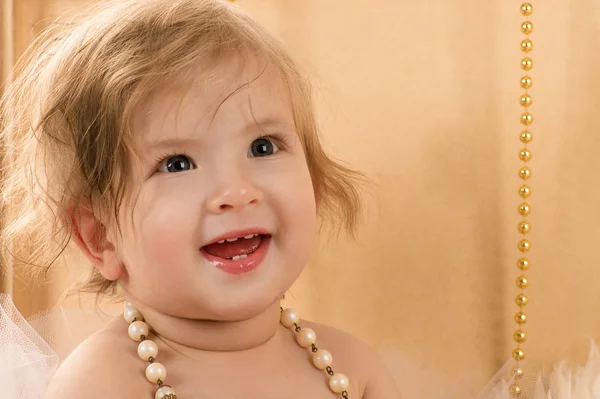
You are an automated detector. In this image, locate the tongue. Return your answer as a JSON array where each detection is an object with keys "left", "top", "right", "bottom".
[{"left": 203, "top": 236, "right": 262, "bottom": 259}]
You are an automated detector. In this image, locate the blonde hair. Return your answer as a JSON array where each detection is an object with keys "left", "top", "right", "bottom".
[{"left": 0, "top": 0, "right": 363, "bottom": 296}]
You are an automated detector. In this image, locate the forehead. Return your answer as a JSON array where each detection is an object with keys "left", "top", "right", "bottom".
[{"left": 132, "top": 55, "right": 294, "bottom": 144}]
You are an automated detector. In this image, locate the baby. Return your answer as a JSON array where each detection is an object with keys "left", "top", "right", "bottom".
[{"left": 0, "top": 0, "right": 400, "bottom": 398}]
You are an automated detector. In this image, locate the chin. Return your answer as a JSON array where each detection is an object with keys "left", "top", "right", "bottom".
[
  {"left": 191, "top": 253, "right": 301, "bottom": 321},
  {"left": 202, "top": 293, "right": 282, "bottom": 321}
]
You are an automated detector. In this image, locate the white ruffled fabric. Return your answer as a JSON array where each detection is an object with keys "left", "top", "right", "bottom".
[
  {"left": 473, "top": 343, "right": 600, "bottom": 399},
  {"left": 381, "top": 343, "right": 600, "bottom": 399},
  {"left": 3, "top": 293, "right": 600, "bottom": 399}
]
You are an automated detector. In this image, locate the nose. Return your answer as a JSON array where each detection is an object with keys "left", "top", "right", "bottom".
[{"left": 206, "top": 176, "right": 264, "bottom": 214}]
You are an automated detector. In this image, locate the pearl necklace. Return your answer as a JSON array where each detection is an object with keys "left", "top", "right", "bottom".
[{"left": 123, "top": 301, "right": 351, "bottom": 399}]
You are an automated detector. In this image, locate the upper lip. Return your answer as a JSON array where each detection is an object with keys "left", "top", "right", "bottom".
[{"left": 202, "top": 228, "right": 271, "bottom": 247}]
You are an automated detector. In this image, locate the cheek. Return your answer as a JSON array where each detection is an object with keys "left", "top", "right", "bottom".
[
  {"left": 294, "top": 177, "right": 317, "bottom": 230},
  {"left": 126, "top": 182, "right": 200, "bottom": 269},
  {"left": 273, "top": 161, "right": 317, "bottom": 240}
]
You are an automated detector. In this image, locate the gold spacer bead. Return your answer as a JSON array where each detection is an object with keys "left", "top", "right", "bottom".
[
  {"left": 520, "top": 39, "right": 533, "bottom": 52},
  {"left": 509, "top": 384, "right": 522, "bottom": 397},
  {"left": 521, "top": 112, "right": 533, "bottom": 125},
  {"left": 518, "top": 185, "right": 531, "bottom": 199},
  {"left": 520, "top": 94, "right": 532, "bottom": 108},
  {"left": 516, "top": 294, "right": 529, "bottom": 306},
  {"left": 518, "top": 203, "right": 530, "bottom": 217},
  {"left": 519, "top": 149, "right": 532, "bottom": 162},
  {"left": 520, "top": 75, "right": 532, "bottom": 89},
  {"left": 521, "top": 21, "right": 533, "bottom": 35},
  {"left": 514, "top": 330, "right": 527, "bottom": 343},
  {"left": 520, "top": 131, "right": 533, "bottom": 143},
  {"left": 518, "top": 221, "right": 530, "bottom": 234},
  {"left": 516, "top": 275, "right": 529, "bottom": 289},
  {"left": 512, "top": 367, "right": 525, "bottom": 379},
  {"left": 518, "top": 167, "right": 531, "bottom": 180},
  {"left": 521, "top": 57, "right": 533, "bottom": 71},
  {"left": 512, "top": 348, "right": 526, "bottom": 361},
  {"left": 517, "top": 258, "right": 530, "bottom": 271},
  {"left": 515, "top": 311, "right": 528, "bottom": 324},
  {"left": 518, "top": 239, "right": 530, "bottom": 252},
  {"left": 520, "top": 3, "right": 533, "bottom": 16}
]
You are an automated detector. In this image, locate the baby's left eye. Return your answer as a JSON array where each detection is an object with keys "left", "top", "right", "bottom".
[{"left": 248, "top": 137, "right": 279, "bottom": 157}]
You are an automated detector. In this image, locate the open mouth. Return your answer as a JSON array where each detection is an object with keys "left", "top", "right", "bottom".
[{"left": 201, "top": 233, "right": 268, "bottom": 260}]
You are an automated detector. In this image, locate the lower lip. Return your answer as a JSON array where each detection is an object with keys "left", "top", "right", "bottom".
[{"left": 200, "top": 236, "right": 271, "bottom": 275}]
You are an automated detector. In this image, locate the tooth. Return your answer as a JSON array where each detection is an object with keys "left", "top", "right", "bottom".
[
  {"left": 218, "top": 240, "right": 225, "bottom": 244},
  {"left": 226, "top": 238, "right": 238, "bottom": 242},
  {"left": 244, "top": 235, "right": 254, "bottom": 239},
  {"left": 239, "top": 254, "right": 248, "bottom": 259}
]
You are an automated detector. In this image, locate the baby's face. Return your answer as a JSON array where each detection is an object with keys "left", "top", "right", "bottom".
[{"left": 113, "top": 57, "right": 317, "bottom": 320}]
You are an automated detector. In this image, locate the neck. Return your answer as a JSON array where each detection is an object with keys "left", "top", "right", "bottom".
[{"left": 132, "top": 301, "right": 282, "bottom": 352}]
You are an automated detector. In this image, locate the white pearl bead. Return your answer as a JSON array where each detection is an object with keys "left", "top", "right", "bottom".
[
  {"left": 155, "top": 385, "right": 176, "bottom": 399},
  {"left": 146, "top": 362, "right": 167, "bottom": 384},
  {"left": 138, "top": 340, "right": 158, "bottom": 361},
  {"left": 280, "top": 308, "right": 299, "bottom": 328},
  {"left": 124, "top": 300, "right": 133, "bottom": 309},
  {"left": 296, "top": 327, "right": 317, "bottom": 348},
  {"left": 124, "top": 307, "right": 144, "bottom": 323},
  {"left": 128, "top": 320, "right": 149, "bottom": 342},
  {"left": 329, "top": 373, "right": 350, "bottom": 393},
  {"left": 312, "top": 349, "right": 333, "bottom": 369}
]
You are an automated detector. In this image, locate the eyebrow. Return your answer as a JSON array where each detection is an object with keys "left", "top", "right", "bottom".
[
  {"left": 142, "top": 117, "right": 292, "bottom": 150},
  {"left": 241, "top": 116, "right": 292, "bottom": 135},
  {"left": 142, "top": 137, "right": 199, "bottom": 151}
]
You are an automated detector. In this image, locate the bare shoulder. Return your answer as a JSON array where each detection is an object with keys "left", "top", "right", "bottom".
[
  {"left": 45, "top": 319, "right": 146, "bottom": 399},
  {"left": 302, "top": 320, "right": 401, "bottom": 399}
]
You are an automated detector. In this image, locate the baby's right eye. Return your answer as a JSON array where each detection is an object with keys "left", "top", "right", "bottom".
[{"left": 156, "top": 154, "right": 195, "bottom": 173}]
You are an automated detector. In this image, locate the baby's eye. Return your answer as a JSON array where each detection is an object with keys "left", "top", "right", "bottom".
[
  {"left": 157, "top": 154, "right": 195, "bottom": 173},
  {"left": 249, "top": 137, "right": 280, "bottom": 157}
]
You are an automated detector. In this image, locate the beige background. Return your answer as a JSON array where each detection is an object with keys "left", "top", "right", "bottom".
[{"left": 3, "top": 0, "right": 600, "bottom": 397}]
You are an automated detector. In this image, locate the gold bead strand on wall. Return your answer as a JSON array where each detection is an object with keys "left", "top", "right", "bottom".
[{"left": 510, "top": 2, "right": 534, "bottom": 397}]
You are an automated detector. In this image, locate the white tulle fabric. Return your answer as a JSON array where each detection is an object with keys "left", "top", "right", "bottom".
[
  {"left": 0, "top": 294, "right": 58, "bottom": 399},
  {"left": 2, "top": 292, "right": 600, "bottom": 399}
]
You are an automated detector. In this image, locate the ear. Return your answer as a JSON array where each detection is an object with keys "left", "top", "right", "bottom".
[{"left": 67, "top": 203, "right": 124, "bottom": 281}]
